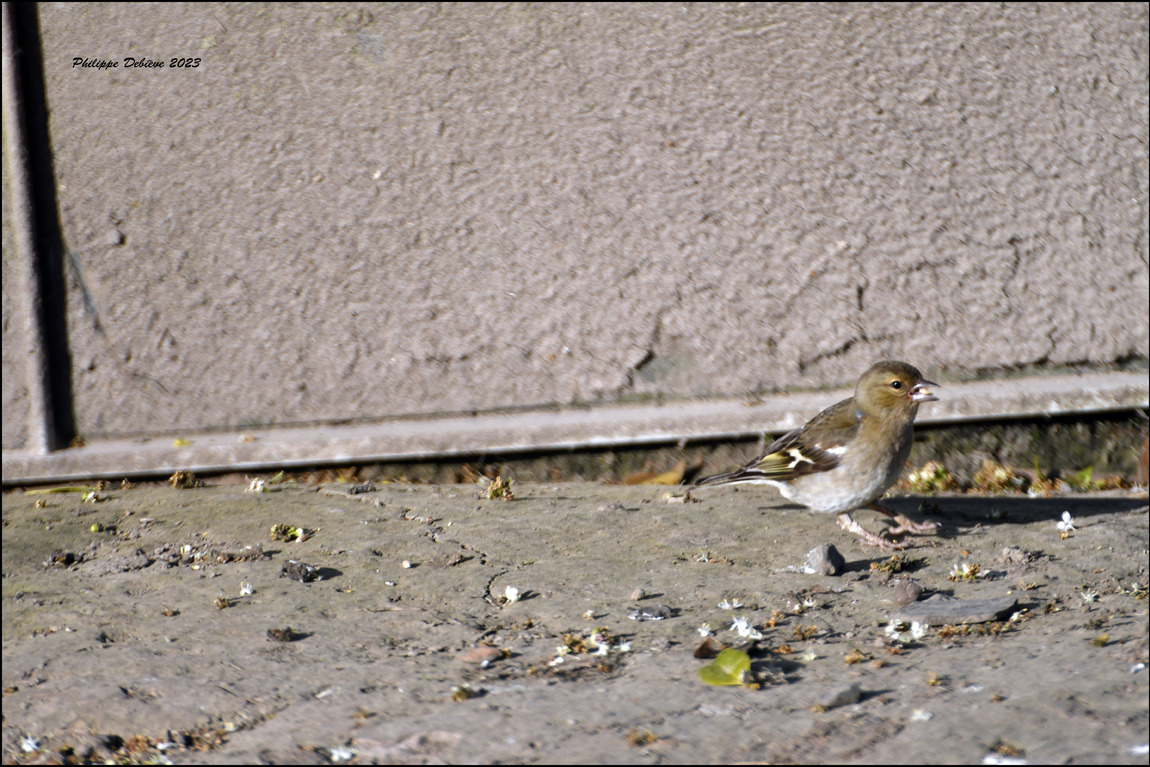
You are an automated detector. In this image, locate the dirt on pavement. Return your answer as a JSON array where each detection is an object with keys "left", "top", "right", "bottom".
[{"left": 2, "top": 481, "right": 1147, "bottom": 764}]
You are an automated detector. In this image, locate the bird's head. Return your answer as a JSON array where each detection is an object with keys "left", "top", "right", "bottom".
[{"left": 856, "top": 360, "right": 938, "bottom": 416}]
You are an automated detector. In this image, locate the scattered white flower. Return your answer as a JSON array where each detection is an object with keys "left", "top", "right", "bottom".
[
  {"left": 698, "top": 623, "right": 714, "bottom": 637},
  {"left": 617, "top": 642, "right": 631, "bottom": 653},
  {"left": 1009, "top": 611, "right": 1026, "bottom": 623},
  {"left": 1057, "top": 511, "right": 1076, "bottom": 533},
  {"left": 730, "top": 616, "right": 763, "bottom": 640},
  {"left": 910, "top": 709, "right": 933, "bottom": 721},
  {"left": 788, "top": 596, "right": 820, "bottom": 614},
  {"left": 981, "top": 755, "right": 1028, "bottom": 765},
  {"left": 330, "top": 746, "right": 357, "bottom": 762},
  {"left": 503, "top": 586, "right": 520, "bottom": 604},
  {"left": 1121, "top": 582, "right": 1146, "bottom": 596},
  {"left": 583, "top": 609, "right": 595, "bottom": 620},
  {"left": 548, "top": 655, "right": 565, "bottom": 666},
  {"left": 245, "top": 477, "right": 266, "bottom": 493},
  {"left": 21, "top": 737, "right": 39, "bottom": 753},
  {"left": 800, "top": 650, "right": 819, "bottom": 662},
  {"left": 718, "top": 598, "right": 743, "bottom": 610},
  {"left": 1130, "top": 743, "right": 1149, "bottom": 755},
  {"left": 1130, "top": 662, "right": 1146, "bottom": 674},
  {"left": 594, "top": 643, "right": 610, "bottom": 656},
  {"left": 240, "top": 582, "right": 254, "bottom": 596},
  {"left": 1080, "top": 589, "right": 1099, "bottom": 603},
  {"left": 885, "top": 619, "right": 929, "bottom": 644},
  {"left": 949, "top": 562, "right": 981, "bottom": 579}
]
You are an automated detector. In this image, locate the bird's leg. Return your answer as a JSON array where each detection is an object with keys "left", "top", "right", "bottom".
[
  {"left": 867, "top": 502, "right": 939, "bottom": 535},
  {"left": 837, "top": 512, "right": 907, "bottom": 550}
]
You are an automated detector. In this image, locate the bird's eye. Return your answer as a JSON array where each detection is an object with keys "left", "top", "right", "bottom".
[{"left": 890, "top": 380, "right": 903, "bottom": 390}]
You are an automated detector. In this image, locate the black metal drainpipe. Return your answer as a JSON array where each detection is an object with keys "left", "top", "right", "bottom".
[{"left": 2, "top": 1, "right": 76, "bottom": 453}]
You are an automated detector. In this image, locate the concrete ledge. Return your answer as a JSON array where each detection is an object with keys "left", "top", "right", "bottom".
[{"left": 3, "top": 371, "right": 1147, "bottom": 485}]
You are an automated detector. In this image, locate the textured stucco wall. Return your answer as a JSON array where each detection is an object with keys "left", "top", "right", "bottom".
[
  {"left": 3, "top": 2, "right": 1148, "bottom": 450},
  {"left": 1, "top": 168, "right": 30, "bottom": 447}
]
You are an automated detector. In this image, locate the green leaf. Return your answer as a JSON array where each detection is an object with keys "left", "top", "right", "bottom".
[
  {"left": 698, "top": 648, "right": 752, "bottom": 686},
  {"left": 1066, "top": 466, "right": 1096, "bottom": 491},
  {"left": 26, "top": 486, "right": 96, "bottom": 495}
]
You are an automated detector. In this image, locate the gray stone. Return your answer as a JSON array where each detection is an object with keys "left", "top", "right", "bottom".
[
  {"left": 804, "top": 544, "right": 846, "bottom": 576},
  {"left": 892, "top": 579, "right": 924, "bottom": 606},
  {"left": 818, "top": 682, "right": 863, "bottom": 710},
  {"left": 891, "top": 594, "right": 1017, "bottom": 625}
]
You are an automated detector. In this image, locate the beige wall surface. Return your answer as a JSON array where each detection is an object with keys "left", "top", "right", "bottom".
[
  {"left": 2, "top": 171, "right": 29, "bottom": 444},
  {"left": 3, "top": 2, "right": 1148, "bottom": 455}
]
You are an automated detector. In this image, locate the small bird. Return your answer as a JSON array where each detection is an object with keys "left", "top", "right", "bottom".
[{"left": 692, "top": 360, "right": 939, "bottom": 549}]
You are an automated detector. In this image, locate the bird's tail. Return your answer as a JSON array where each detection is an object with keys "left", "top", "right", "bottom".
[
  {"left": 692, "top": 471, "right": 734, "bottom": 487},
  {"left": 692, "top": 467, "right": 767, "bottom": 488}
]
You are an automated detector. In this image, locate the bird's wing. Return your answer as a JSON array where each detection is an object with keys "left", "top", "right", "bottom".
[{"left": 694, "top": 398, "right": 860, "bottom": 486}]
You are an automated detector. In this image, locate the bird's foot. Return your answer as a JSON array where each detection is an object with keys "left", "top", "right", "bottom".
[
  {"left": 886, "top": 515, "right": 939, "bottom": 535},
  {"left": 837, "top": 513, "right": 908, "bottom": 550},
  {"left": 867, "top": 502, "right": 939, "bottom": 535}
]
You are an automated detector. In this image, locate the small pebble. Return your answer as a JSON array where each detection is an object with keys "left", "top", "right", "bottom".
[
  {"left": 892, "top": 579, "right": 924, "bottom": 606},
  {"left": 628, "top": 604, "right": 673, "bottom": 621},
  {"left": 461, "top": 646, "right": 503, "bottom": 664},
  {"left": 630, "top": 588, "right": 646, "bottom": 601},
  {"left": 999, "top": 546, "right": 1030, "bottom": 566},
  {"left": 818, "top": 682, "right": 862, "bottom": 710},
  {"left": 280, "top": 560, "right": 319, "bottom": 583},
  {"left": 804, "top": 544, "right": 845, "bottom": 576},
  {"left": 267, "top": 626, "right": 299, "bottom": 642}
]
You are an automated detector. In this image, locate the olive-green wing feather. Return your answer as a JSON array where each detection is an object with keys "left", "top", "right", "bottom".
[{"left": 693, "top": 398, "right": 861, "bottom": 486}]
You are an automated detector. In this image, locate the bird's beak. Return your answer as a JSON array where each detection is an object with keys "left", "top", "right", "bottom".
[{"left": 912, "top": 380, "right": 939, "bottom": 403}]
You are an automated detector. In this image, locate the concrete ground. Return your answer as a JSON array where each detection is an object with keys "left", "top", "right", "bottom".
[{"left": 2, "top": 481, "right": 1147, "bottom": 764}]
